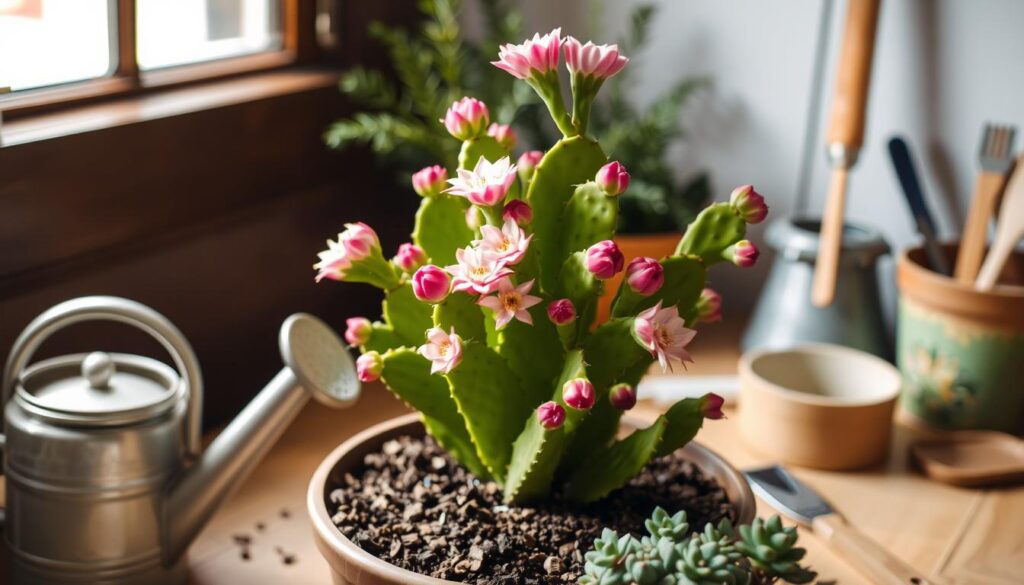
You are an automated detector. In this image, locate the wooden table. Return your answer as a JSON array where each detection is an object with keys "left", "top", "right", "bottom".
[{"left": 3, "top": 322, "right": 1020, "bottom": 584}]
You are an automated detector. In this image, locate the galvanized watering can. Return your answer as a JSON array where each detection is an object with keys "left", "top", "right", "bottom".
[{"left": 0, "top": 296, "right": 360, "bottom": 585}]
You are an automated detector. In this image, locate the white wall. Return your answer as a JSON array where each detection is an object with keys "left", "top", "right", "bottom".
[{"left": 514, "top": 0, "right": 1024, "bottom": 313}]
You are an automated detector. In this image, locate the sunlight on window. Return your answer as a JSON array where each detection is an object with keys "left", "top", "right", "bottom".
[
  {"left": 136, "top": 0, "right": 280, "bottom": 71},
  {"left": 0, "top": 0, "right": 114, "bottom": 91}
]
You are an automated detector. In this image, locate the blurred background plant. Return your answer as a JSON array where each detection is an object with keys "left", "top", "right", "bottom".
[{"left": 324, "top": 0, "right": 711, "bottom": 234}]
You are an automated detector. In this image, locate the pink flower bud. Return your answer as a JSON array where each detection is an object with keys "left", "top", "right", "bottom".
[
  {"left": 502, "top": 199, "right": 533, "bottom": 226},
  {"left": 487, "top": 123, "right": 517, "bottom": 150},
  {"left": 356, "top": 352, "right": 384, "bottom": 382},
  {"left": 596, "top": 161, "right": 630, "bottom": 196},
  {"left": 725, "top": 240, "right": 760, "bottom": 268},
  {"left": 696, "top": 288, "right": 722, "bottom": 324},
  {"left": 442, "top": 97, "right": 490, "bottom": 140},
  {"left": 344, "top": 317, "right": 372, "bottom": 346},
  {"left": 586, "top": 240, "right": 624, "bottom": 280},
  {"left": 340, "top": 222, "right": 379, "bottom": 261},
  {"left": 625, "top": 256, "right": 664, "bottom": 296},
  {"left": 547, "top": 298, "right": 576, "bottom": 326},
  {"left": 729, "top": 184, "right": 768, "bottom": 224},
  {"left": 562, "top": 378, "right": 596, "bottom": 411},
  {"left": 537, "top": 401, "right": 566, "bottom": 429},
  {"left": 394, "top": 243, "right": 427, "bottom": 273},
  {"left": 564, "top": 37, "right": 629, "bottom": 80},
  {"left": 466, "top": 206, "right": 485, "bottom": 230},
  {"left": 517, "top": 150, "right": 543, "bottom": 183},
  {"left": 412, "top": 265, "right": 452, "bottom": 303},
  {"left": 412, "top": 165, "right": 448, "bottom": 197},
  {"left": 609, "top": 383, "right": 637, "bottom": 411},
  {"left": 701, "top": 392, "right": 725, "bottom": 420}
]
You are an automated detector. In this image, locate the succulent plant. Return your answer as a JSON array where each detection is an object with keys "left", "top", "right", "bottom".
[
  {"left": 581, "top": 508, "right": 816, "bottom": 585},
  {"left": 736, "top": 517, "right": 817, "bottom": 584},
  {"left": 314, "top": 28, "right": 767, "bottom": 505}
]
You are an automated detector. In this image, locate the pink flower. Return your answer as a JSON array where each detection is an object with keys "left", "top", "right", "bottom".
[
  {"left": 313, "top": 238, "right": 350, "bottom": 282},
  {"left": 696, "top": 288, "right": 722, "bottom": 324},
  {"left": 412, "top": 165, "right": 448, "bottom": 197},
  {"left": 444, "top": 156, "right": 518, "bottom": 207},
  {"left": 729, "top": 184, "right": 768, "bottom": 224},
  {"left": 344, "top": 317, "right": 372, "bottom": 346},
  {"left": 477, "top": 278, "right": 542, "bottom": 330},
  {"left": 725, "top": 240, "right": 760, "bottom": 268},
  {"left": 609, "top": 383, "right": 637, "bottom": 411},
  {"left": 487, "top": 123, "right": 517, "bottom": 150},
  {"left": 537, "top": 401, "right": 566, "bottom": 430},
  {"left": 547, "top": 298, "right": 576, "bottom": 326},
  {"left": 702, "top": 393, "right": 725, "bottom": 420},
  {"left": 563, "top": 37, "right": 629, "bottom": 79},
  {"left": 418, "top": 327, "right": 463, "bottom": 375},
  {"left": 596, "top": 161, "right": 630, "bottom": 196},
  {"left": 633, "top": 301, "right": 697, "bottom": 372},
  {"left": 339, "top": 222, "right": 379, "bottom": 261},
  {"left": 502, "top": 199, "right": 533, "bottom": 226},
  {"left": 356, "top": 352, "right": 383, "bottom": 382},
  {"left": 394, "top": 243, "right": 427, "bottom": 273},
  {"left": 586, "top": 240, "right": 624, "bottom": 280},
  {"left": 492, "top": 28, "right": 563, "bottom": 80},
  {"left": 477, "top": 219, "right": 532, "bottom": 265},
  {"left": 442, "top": 97, "right": 490, "bottom": 141},
  {"left": 626, "top": 257, "right": 664, "bottom": 296},
  {"left": 412, "top": 265, "right": 452, "bottom": 303},
  {"left": 562, "top": 378, "right": 596, "bottom": 411},
  {"left": 517, "top": 150, "right": 543, "bottom": 183},
  {"left": 446, "top": 247, "right": 513, "bottom": 295}
]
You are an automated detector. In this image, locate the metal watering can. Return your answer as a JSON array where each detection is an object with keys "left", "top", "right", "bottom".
[{"left": 0, "top": 296, "right": 360, "bottom": 585}]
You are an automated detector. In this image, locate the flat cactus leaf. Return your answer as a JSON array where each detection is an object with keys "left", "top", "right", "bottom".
[
  {"left": 382, "top": 283, "right": 434, "bottom": 347},
  {"left": 444, "top": 342, "right": 533, "bottom": 483},
  {"left": 555, "top": 349, "right": 589, "bottom": 433},
  {"left": 412, "top": 195, "right": 473, "bottom": 265},
  {"left": 675, "top": 202, "right": 747, "bottom": 264},
  {"left": 458, "top": 135, "right": 508, "bottom": 169},
  {"left": 380, "top": 348, "right": 488, "bottom": 478},
  {"left": 504, "top": 417, "right": 565, "bottom": 503},
  {"left": 496, "top": 304, "right": 565, "bottom": 409},
  {"left": 336, "top": 253, "right": 401, "bottom": 290},
  {"left": 559, "top": 182, "right": 618, "bottom": 259},
  {"left": 654, "top": 397, "right": 706, "bottom": 458},
  {"left": 582, "top": 317, "right": 651, "bottom": 390},
  {"left": 612, "top": 255, "right": 706, "bottom": 320},
  {"left": 433, "top": 291, "right": 486, "bottom": 343},
  {"left": 564, "top": 416, "right": 667, "bottom": 503},
  {"left": 525, "top": 136, "right": 607, "bottom": 292},
  {"left": 361, "top": 321, "right": 404, "bottom": 354},
  {"left": 554, "top": 251, "right": 603, "bottom": 344}
]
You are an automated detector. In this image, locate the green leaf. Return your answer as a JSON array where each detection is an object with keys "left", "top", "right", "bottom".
[
  {"left": 582, "top": 317, "right": 651, "bottom": 391},
  {"left": 554, "top": 251, "right": 603, "bottom": 344},
  {"left": 495, "top": 303, "right": 564, "bottom": 409},
  {"left": 433, "top": 291, "right": 486, "bottom": 343},
  {"left": 564, "top": 416, "right": 667, "bottom": 503},
  {"left": 361, "top": 321, "right": 404, "bottom": 354},
  {"left": 655, "top": 398, "right": 706, "bottom": 458},
  {"left": 458, "top": 135, "right": 509, "bottom": 169},
  {"left": 412, "top": 194, "right": 473, "bottom": 265},
  {"left": 675, "top": 202, "right": 747, "bottom": 265},
  {"left": 612, "top": 255, "right": 706, "bottom": 320},
  {"left": 380, "top": 348, "right": 488, "bottom": 478},
  {"left": 383, "top": 283, "right": 434, "bottom": 347},
  {"left": 558, "top": 181, "right": 618, "bottom": 260},
  {"left": 504, "top": 417, "right": 564, "bottom": 503}
]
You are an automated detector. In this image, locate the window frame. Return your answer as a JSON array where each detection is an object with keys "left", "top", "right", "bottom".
[{"left": 0, "top": 0, "right": 309, "bottom": 118}]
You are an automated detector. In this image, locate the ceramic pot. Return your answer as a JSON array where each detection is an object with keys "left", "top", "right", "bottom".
[
  {"left": 597, "top": 232, "right": 680, "bottom": 323},
  {"left": 308, "top": 413, "right": 756, "bottom": 585},
  {"left": 896, "top": 244, "right": 1024, "bottom": 433}
]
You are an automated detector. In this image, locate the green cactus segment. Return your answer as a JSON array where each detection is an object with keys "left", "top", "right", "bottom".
[
  {"left": 444, "top": 342, "right": 532, "bottom": 484},
  {"left": 496, "top": 305, "right": 564, "bottom": 409},
  {"left": 612, "top": 255, "right": 707, "bottom": 320},
  {"left": 335, "top": 250, "right": 401, "bottom": 290},
  {"left": 565, "top": 416, "right": 667, "bottom": 503},
  {"left": 654, "top": 398, "right": 706, "bottom": 458},
  {"left": 558, "top": 181, "right": 618, "bottom": 260},
  {"left": 458, "top": 135, "right": 508, "bottom": 170},
  {"left": 379, "top": 348, "right": 487, "bottom": 478},
  {"left": 433, "top": 292, "right": 486, "bottom": 343},
  {"left": 675, "top": 202, "right": 747, "bottom": 264},
  {"left": 360, "top": 321, "right": 403, "bottom": 354},
  {"left": 412, "top": 194, "right": 473, "bottom": 265},
  {"left": 737, "top": 517, "right": 817, "bottom": 584},
  {"left": 554, "top": 252, "right": 603, "bottom": 343},
  {"left": 382, "top": 283, "right": 434, "bottom": 347},
  {"left": 503, "top": 417, "right": 565, "bottom": 504},
  {"left": 525, "top": 136, "right": 607, "bottom": 291},
  {"left": 582, "top": 317, "right": 650, "bottom": 391},
  {"left": 554, "top": 349, "right": 589, "bottom": 432}
]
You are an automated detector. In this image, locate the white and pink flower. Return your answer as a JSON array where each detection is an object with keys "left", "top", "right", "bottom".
[
  {"left": 394, "top": 243, "right": 427, "bottom": 273},
  {"left": 339, "top": 222, "right": 379, "bottom": 261},
  {"left": 626, "top": 256, "right": 664, "bottom": 296},
  {"left": 444, "top": 156, "right": 518, "bottom": 207},
  {"left": 477, "top": 219, "right": 532, "bottom": 266},
  {"left": 632, "top": 301, "right": 697, "bottom": 372},
  {"left": 596, "top": 161, "right": 630, "bottom": 196},
  {"left": 447, "top": 246, "right": 513, "bottom": 295},
  {"left": 412, "top": 165, "right": 448, "bottom": 197},
  {"left": 442, "top": 97, "right": 490, "bottom": 141},
  {"left": 313, "top": 238, "right": 351, "bottom": 282},
  {"left": 418, "top": 327, "right": 463, "bottom": 375},
  {"left": 563, "top": 37, "right": 629, "bottom": 80},
  {"left": 729, "top": 184, "right": 768, "bottom": 224},
  {"left": 487, "top": 123, "right": 517, "bottom": 150},
  {"left": 492, "top": 28, "right": 562, "bottom": 80},
  {"left": 517, "top": 150, "right": 543, "bottom": 183},
  {"left": 412, "top": 265, "right": 452, "bottom": 303},
  {"left": 477, "top": 278, "right": 542, "bottom": 330},
  {"left": 356, "top": 351, "right": 383, "bottom": 382},
  {"left": 586, "top": 240, "right": 625, "bottom": 280},
  {"left": 695, "top": 287, "right": 722, "bottom": 324},
  {"left": 344, "top": 317, "right": 372, "bottom": 346},
  {"left": 725, "top": 240, "right": 760, "bottom": 268}
]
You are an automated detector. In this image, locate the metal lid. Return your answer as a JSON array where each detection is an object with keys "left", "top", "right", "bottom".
[
  {"left": 766, "top": 217, "right": 890, "bottom": 265},
  {"left": 17, "top": 351, "right": 181, "bottom": 426}
]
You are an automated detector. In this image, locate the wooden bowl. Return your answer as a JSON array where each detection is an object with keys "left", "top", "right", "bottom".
[
  {"left": 738, "top": 343, "right": 901, "bottom": 470},
  {"left": 307, "top": 413, "right": 756, "bottom": 585}
]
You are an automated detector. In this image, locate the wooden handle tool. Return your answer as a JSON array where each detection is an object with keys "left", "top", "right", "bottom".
[
  {"left": 811, "top": 0, "right": 882, "bottom": 307},
  {"left": 813, "top": 514, "right": 935, "bottom": 585}
]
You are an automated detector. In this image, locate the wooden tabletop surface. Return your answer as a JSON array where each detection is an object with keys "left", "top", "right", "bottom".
[{"left": 3, "top": 321, "right": 1020, "bottom": 584}]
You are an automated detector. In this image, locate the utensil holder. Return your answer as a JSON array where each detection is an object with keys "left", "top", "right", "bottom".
[{"left": 897, "top": 244, "right": 1024, "bottom": 432}]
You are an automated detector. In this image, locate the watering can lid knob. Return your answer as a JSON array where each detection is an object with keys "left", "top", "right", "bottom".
[{"left": 82, "top": 351, "right": 115, "bottom": 389}]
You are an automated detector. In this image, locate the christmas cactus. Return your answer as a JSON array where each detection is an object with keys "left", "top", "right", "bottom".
[{"left": 315, "top": 29, "right": 767, "bottom": 505}]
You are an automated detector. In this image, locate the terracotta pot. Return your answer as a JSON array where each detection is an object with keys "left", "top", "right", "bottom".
[
  {"left": 597, "top": 232, "right": 681, "bottom": 323},
  {"left": 308, "top": 413, "right": 756, "bottom": 585},
  {"left": 896, "top": 244, "right": 1024, "bottom": 432}
]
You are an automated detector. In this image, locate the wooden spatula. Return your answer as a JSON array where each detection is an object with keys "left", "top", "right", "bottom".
[{"left": 975, "top": 153, "right": 1024, "bottom": 290}]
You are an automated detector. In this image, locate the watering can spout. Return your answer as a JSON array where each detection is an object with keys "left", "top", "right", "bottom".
[{"left": 163, "top": 313, "right": 359, "bottom": 565}]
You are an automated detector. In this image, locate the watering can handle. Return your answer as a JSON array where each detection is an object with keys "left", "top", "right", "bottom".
[{"left": 0, "top": 296, "right": 204, "bottom": 458}]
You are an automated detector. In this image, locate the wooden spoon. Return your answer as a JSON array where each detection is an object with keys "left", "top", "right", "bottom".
[
  {"left": 976, "top": 153, "right": 1024, "bottom": 290},
  {"left": 911, "top": 431, "right": 1024, "bottom": 487}
]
